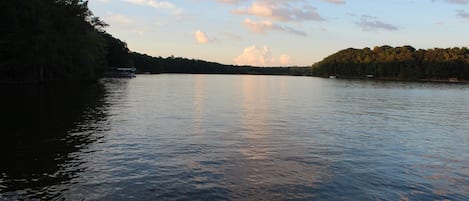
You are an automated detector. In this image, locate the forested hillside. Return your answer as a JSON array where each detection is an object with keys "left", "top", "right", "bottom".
[
  {"left": 131, "top": 52, "right": 310, "bottom": 76},
  {"left": 0, "top": 0, "right": 131, "bottom": 83},
  {"left": 311, "top": 46, "right": 469, "bottom": 81}
]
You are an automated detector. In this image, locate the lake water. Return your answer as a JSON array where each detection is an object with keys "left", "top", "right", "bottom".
[{"left": 1, "top": 74, "right": 469, "bottom": 200}]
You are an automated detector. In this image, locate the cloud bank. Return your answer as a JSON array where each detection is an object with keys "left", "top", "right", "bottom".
[
  {"left": 235, "top": 45, "right": 292, "bottom": 66},
  {"left": 445, "top": 0, "right": 469, "bottom": 4},
  {"left": 233, "top": 1, "right": 324, "bottom": 22},
  {"left": 243, "top": 18, "right": 306, "bottom": 36},
  {"left": 226, "top": 0, "right": 325, "bottom": 36},
  {"left": 357, "top": 15, "right": 398, "bottom": 32}
]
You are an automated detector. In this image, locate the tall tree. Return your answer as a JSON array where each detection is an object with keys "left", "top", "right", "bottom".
[{"left": 0, "top": 0, "right": 108, "bottom": 82}]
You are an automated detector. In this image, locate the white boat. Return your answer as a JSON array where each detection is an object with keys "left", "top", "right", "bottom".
[
  {"left": 449, "top": 78, "right": 459, "bottom": 82},
  {"left": 106, "top": 67, "right": 136, "bottom": 78}
]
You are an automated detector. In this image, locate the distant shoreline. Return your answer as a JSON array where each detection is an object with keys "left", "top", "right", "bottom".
[
  {"left": 3, "top": 72, "right": 469, "bottom": 85},
  {"left": 319, "top": 75, "right": 469, "bottom": 84},
  {"left": 311, "top": 46, "right": 469, "bottom": 83},
  {"left": 137, "top": 72, "right": 469, "bottom": 84}
]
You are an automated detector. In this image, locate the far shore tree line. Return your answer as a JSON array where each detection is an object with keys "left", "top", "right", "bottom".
[
  {"left": 1, "top": 0, "right": 468, "bottom": 83},
  {"left": 130, "top": 52, "right": 309, "bottom": 76},
  {"left": 311, "top": 46, "right": 469, "bottom": 81}
]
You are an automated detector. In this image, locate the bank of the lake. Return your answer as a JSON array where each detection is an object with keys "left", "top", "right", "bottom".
[{"left": 316, "top": 75, "right": 469, "bottom": 84}]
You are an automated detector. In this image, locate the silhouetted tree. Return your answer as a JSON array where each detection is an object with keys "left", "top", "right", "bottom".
[
  {"left": 129, "top": 53, "right": 310, "bottom": 76},
  {"left": 0, "top": 0, "right": 130, "bottom": 83}
]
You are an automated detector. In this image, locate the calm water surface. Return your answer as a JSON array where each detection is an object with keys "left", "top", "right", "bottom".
[{"left": 1, "top": 74, "right": 469, "bottom": 200}]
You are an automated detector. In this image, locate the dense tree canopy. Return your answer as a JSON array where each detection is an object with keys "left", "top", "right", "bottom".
[
  {"left": 311, "top": 46, "right": 469, "bottom": 81},
  {"left": 102, "top": 33, "right": 133, "bottom": 68},
  {"left": 0, "top": 0, "right": 130, "bottom": 83}
]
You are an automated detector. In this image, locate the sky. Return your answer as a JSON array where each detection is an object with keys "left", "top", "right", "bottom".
[{"left": 89, "top": 0, "right": 469, "bottom": 66}]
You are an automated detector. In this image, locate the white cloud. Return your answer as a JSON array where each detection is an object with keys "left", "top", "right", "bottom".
[
  {"left": 107, "top": 13, "right": 135, "bottom": 25},
  {"left": 243, "top": 18, "right": 281, "bottom": 33},
  {"left": 123, "top": 0, "right": 182, "bottom": 15},
  {"left": 243, "top": 18, "right": 307, "bottom": 36},
  {"left": 235, "top": 45, "right": 275, "bottom": 66},
  {"left": 233, "top": 1, "right": 324, "bottom": 22},
  {"left": 234, "top": 45, "right": 292, "bottom": 66},
  {"left": 105, "top": 13, "right": 147, "bottom": 35},
  {"left": 322, "top": 0, "right": 346, "bottom": 4},
  {"left": 230, "top": 0, "right": 320, "bottom": 37},
  {"left": 357, "top": 15, "right": 398, "bottom": 32},
  {"left": 195, "top": 30, "right": 210, "bottom": 44},
  {"left": 236, "top": 2, "right": 273, "bottom": 17},
  {"left": 445, "top": 0, "right": 469, "bottom": 4}
]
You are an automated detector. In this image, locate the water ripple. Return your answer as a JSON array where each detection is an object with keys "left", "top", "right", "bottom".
[{"left": 1, "top": 75, "right": 469, "bottom": 200}]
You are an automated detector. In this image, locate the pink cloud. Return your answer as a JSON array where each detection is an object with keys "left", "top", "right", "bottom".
[
  {"left": 243, "top": 18, "right": 306, "bottom": 36},
  {"left": 195, "top": 30, "right": 210, "bottom": 44},
  {"left": 235, "top": 45, "right": 293, "bottom": 66},
  {"left": 233, "top": 1, "right": 324, "bottom": 22}
]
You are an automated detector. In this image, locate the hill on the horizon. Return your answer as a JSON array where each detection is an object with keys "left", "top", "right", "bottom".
[
  {"left": 311, "top": 45, "right": 469, "bottom": 81},
  {"left": 130, "top": 52, "right": 310, "bottom": 76}
]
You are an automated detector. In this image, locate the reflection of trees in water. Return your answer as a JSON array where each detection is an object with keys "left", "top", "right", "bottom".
[{"left": 0, "top": 83, "right": 109, "bottom": 200}]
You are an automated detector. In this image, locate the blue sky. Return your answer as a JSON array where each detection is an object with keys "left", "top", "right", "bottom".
[{"left": 89, "top": 0, "right": 469, "bottom": 66}]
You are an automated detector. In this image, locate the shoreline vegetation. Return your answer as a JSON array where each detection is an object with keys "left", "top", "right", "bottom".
[
  {"left": 311, "top": 46, "right": 469, "bottom": 83},
  {"left": 130, "top": 52, "right": 310, "bottom": 76},
  {"left": 1, "top": 1, "right": 468, "bottom": 84},
  {"left": 1, "top": 0, "right": 131, "bottom": 84}
]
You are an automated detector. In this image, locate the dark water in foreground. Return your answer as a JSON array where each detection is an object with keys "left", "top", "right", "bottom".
[{"left": 1, "top": 74, "right": 469, "bottom": 200}]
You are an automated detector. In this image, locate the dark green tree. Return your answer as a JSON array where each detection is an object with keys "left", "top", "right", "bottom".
[
  {"left": 311, "top": 45, "right": 469, "bottom": 81},
  {"left": 0, "top": 0, "right": 111, "bottom": 83}
]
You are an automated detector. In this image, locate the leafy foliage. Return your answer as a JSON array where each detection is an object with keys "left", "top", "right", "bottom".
[
  {"left": 311, "top": 46, "right": 469, "bottom": 80},
  {"left": 0, "top": 0, "right": 129, "bottom": 83}
]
